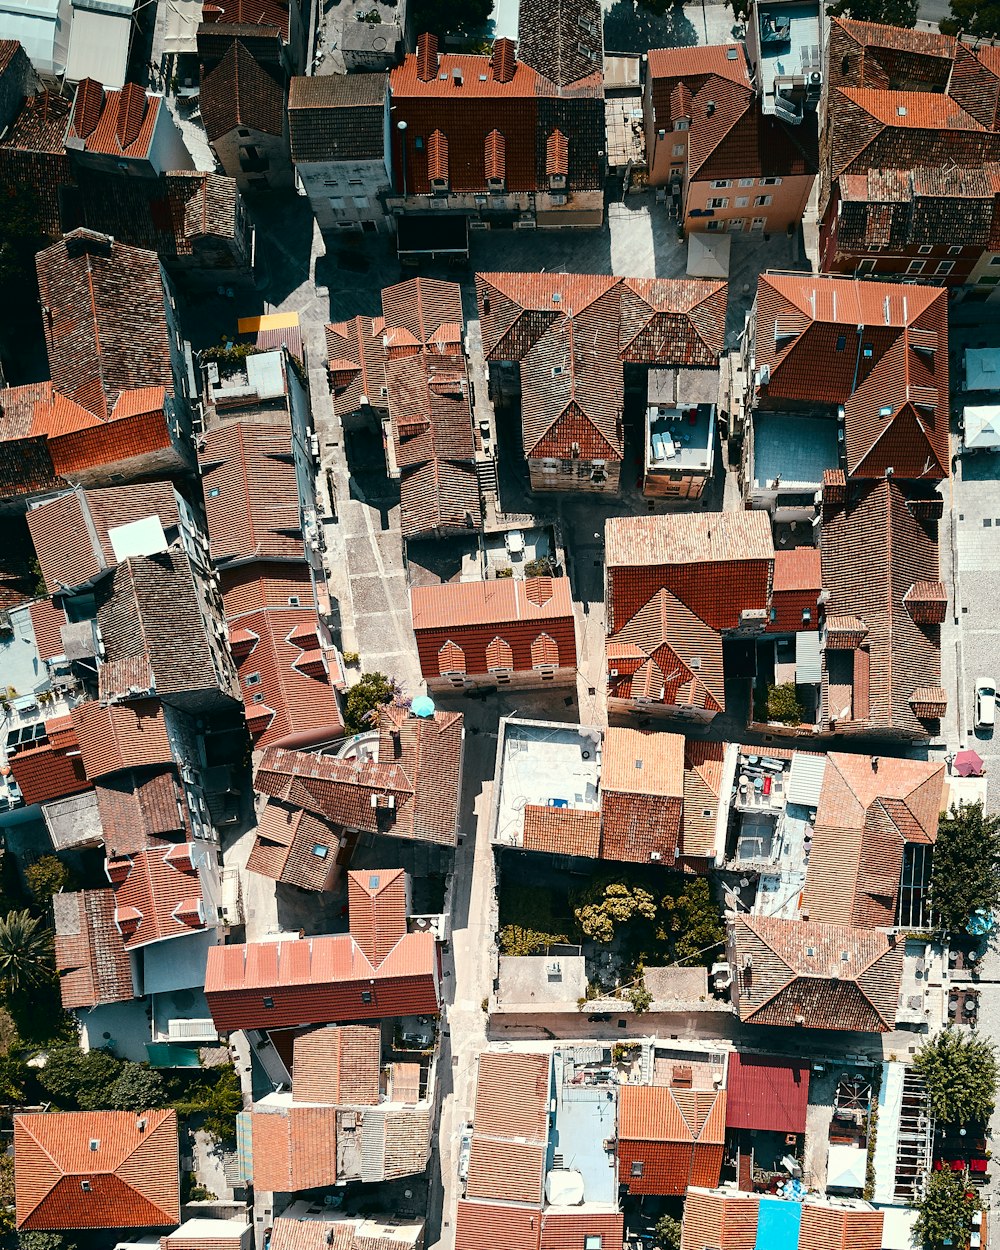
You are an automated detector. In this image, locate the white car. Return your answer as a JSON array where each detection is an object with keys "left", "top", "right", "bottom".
[{"left": 976, "top": 677, "right": 997, "bottom": 730}]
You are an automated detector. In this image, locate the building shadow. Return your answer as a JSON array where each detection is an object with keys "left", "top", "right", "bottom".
[
  {"left": 246, "top": 190, "right": 316, "bottom": 306},
  {"left": 604, "top": 0, "right": 698, "bottom": 55}
]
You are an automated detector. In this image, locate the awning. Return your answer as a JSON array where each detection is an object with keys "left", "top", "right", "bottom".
[
  {"left": 65, "top": 5, "right": 131, "bottom": 88},
  {"left": 827, "top": 1142, "right": 866, "bottom": 1190},
  {"left": 162, "top": 0, "right": 201, "bottom": 54},
  {"left": 687, "top": 231, "right": 731, "bottom": 278},
  {"left": 965, "top": 347, "right": 1000, "bottom": 392},
  {"left": 787, "top": 751, "right": 827, "bottom": 807}
]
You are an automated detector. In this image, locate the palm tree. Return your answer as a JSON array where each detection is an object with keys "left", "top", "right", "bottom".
[{"left": 0, "top": 910, "right": 53, "bottom": 994}]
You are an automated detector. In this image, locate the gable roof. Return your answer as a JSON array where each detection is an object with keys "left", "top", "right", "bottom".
[
  {"left": 70, "top": 699, "right": 173, "bottom": 780},
  {"left": 200, "top": 39, "right": 285, "bottom": 141},
  {"left": 821, "top": 478, "right": 944, "bottom": 734},
  {"left": 53, "top": 889, "right": 133, "bottom": 1010},
  {"left": 67, "top": 81, "right": 160, "bottom": 159},
  {"left": 731, "top": 913, "right": 903, "bottom": 1031},
  {"left": 8, "top": 715, "right": 91, "bottom": 807},
  {"left": 35, "top": 231, "right": 174, "bottom": 421},
  {"left": 617, "top": 1085, "right": 726, "bottom": 1193},
  {"left": 347, "top": 868, "right": 408, "bottom": 966},
  {"left": 199, "top": 421, "right": 303, "bottom": 563},
  {"left": 679, "top": 1189, "right": 884, "bottom": 1250},
  {"left": 754, "top": 273, "right": 949, "bottom": 479},
  {"left": 106, "top": 843, "right": 206, "bottom": 949},
  {"left": 291, "top": 1023, "right": 382, "bottom": 1104},
  {"left": 288, "top": 73, "right": 386, "bottom": 163},
  {"left": 465, "top": 1051, "right": 551, "bottom": 1205},
  {"left": 725, "top": 1051, "right": 810, "bottom": 1133},
  {"left": 27, "top": 483, "right": 182, "bottom": 594},
  {"left": 399, "top": 459, "right": 481, "bottom": 539},
  {"left": 803, "top": 752, "right": 945, "bottom": 926},
  {"left": 14, "top": 1109, "right": 179, "bottom": 1230},
  {"left": 94, "top": 766, "right": 191, "bottom": 855}
]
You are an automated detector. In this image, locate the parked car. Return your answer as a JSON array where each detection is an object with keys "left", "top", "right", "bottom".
[{"left": 976, "top": 677, "right": 997, "bottom": 730}]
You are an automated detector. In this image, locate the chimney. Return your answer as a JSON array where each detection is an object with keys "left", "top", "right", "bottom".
[{"left": 416, "top": 32, "right": 439, "bottom": 82}]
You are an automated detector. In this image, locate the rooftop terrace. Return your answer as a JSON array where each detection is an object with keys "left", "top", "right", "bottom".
[
  {"left": 493, "top": 718, "right": 602, "bottom": 848},
  {"left": 752, "top": 412, "right": 840, "bottom": 492},
  {"left": 754, "top": 0, "right": 822, "bottom": 122}
]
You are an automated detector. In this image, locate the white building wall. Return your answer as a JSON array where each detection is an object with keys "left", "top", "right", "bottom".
[{"left": 297, "top": 157, "right": 391, "bottom": 233}]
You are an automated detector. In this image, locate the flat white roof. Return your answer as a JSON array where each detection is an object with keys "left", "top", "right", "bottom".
[{"left": 108, "top": 514, "right": 168, "bottom": 562}]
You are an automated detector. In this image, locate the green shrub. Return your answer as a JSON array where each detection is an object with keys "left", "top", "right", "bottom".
[{"left": 765, "top": 682, "right": 804, "bottom": 726}]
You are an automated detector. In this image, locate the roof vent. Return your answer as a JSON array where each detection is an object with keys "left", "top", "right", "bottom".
[
  {"left": 552, "top": 292, "right": 562, "bottom": 303},
  {"left": 369, "top": 874, "right": 380, "bottom": 889},
  {"left": 841, "top": 951, "right": 850, "bottom": 961}
]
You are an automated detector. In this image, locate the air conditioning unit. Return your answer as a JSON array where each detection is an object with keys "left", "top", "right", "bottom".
[
  {"left": 650, "top": 851, "right": 662, "bottom": 861},
  {"left": 514, "top": 219, "right": 537, "bottom": 230}
]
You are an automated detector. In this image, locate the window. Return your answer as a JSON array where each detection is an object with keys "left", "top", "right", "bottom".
[
  {"left": 707, "top": 220, "right": 722, "bottom": 231},
  {"left": 263, "top": 996, "right": 274, "bottom": 1008},
  {"left": 209, "top": 487, "right": 220, "bottom": 498},
  {"left": 736, "top": 196, "right": 749, "bottom": 208},
  {"left": 674, "top": 118, "right": 689, "bottom": 131},
  {"left": 252, "top": 692, "right": 265, "bottom": 704},
  {"left": 709, "top": 197, "right": 728, "bottom": 209},
  {"left": 760, "top": 176, "right": 782, "bottom": 186},
  {"left": 288, "top": 595, "right": 301, "bottom": 607},
  {"left": 361, "top": 990, "right": 373, "bottom": 1004},
  {"left": 978, "top": 275, "right": 1000, "bottom": 286},
  {"left": 754, "top": 195, "right": 772, "bottom": 207},
  {"left": 918, "top": 245, "right": 933, "bottom": 255},
  {"left": 729, "top": 218, "right": 746, "bottom": 232},
  {"left": 348, "top": 178, "right": 363, "bottom": 187},
  {"left": 949, "top": 245, "right": 963, "bottom": 256},
  {"left": 81, "top": 1181, "right": 92, "bottom": 1192},
  {"left": 802, "top": 608, "right": 811, "bottom": 623},
  {"left": 238, "top": 128, "right": 250, "bottom": 138},
  {"left": 836, "top": 335, "right": 846, "bottom": 351},
  {"left": 857, "top": 259, "right": 876, "bottom": 275},
  {"left": 990, "top": 255, "right": 1000, "bottom": 266},
  {"left": 414, "top": 136, "right": 424, "bottom": 151},
  {"left": 712, "top": 179, "right": 731, "bottom": 189},
  {"left": 354, "top": 195, "right": 370, "bottom": 210},
  {"left": 239, "top": 144, "right": 269, "bottom": 174},
  {"left": 362, "top": 220, "right": 377, "bottom": 233},
  {"left": 329, "top": 196, "right": 344, "bottom": 209},
  {"left": 672, "top": 144, "right": 685, "bottom": 157},
  {"left": 584, "top": 1239, "right": 603, "bottom": 1250},
  {"left": 631, "top": 1161, "right": 645, "bottom": 1177},
  {"left": 89, "top": 1139, "right": 100, "bottom": 1151},
  {"left": 312, "top": 843, "right": 329, "bottom": 858},
  {"left": 245, "top": 673, "right": 261, "bottom": 687},
  {"left": 907, "top": 260, "right": 925, "bottom": 274},
  {"left": 751, "top": 217, "right": 767, "bottom": 231},
  {"left": 936, "top": 261, "right": 955, "bottom": 275},
  {"left": 738, "top": 177, "right": 754, "bottom": 187}
]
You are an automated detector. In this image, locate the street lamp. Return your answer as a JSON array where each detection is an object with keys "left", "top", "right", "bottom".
[{"left": 397, "top": 119, "right": 408, "bottom": 196}]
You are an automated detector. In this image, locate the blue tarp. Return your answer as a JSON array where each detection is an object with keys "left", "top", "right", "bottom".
[{"left": 755, "top": 1198, "right": 802, "bottom": 1250}]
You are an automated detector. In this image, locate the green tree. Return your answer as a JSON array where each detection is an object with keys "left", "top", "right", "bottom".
[
  {"left": 24, "top": 857, "right": 70, "bottom": 910},
  {"left": 106, "top": 1063, "right": 169, "bottom": 1112},
  {"left": 929, "top": 802, "right": 1000, "bottom": 934},
  {"left": 913, "top": 1167, "right": 979, "bottom": 1250},
  {"left": 410, "top": 0, "right": 491, "bottom": 39},
  {"left": 18, "top": 1233, "right": 78, "bottom": 1250},
  {"left": 941, "top": 0, "right": 1000, "bottom": 37},
  {"left": 499, "top": 925, "right": 568, "bottom": 956},
  {"left": 343, "top": 671, "right": 399, "bottom": 734},
  {"left": 764, "top": 682, "right": 804, "bottom": 726},
  {"left": 175, "top": 1067, "right": 243, "bottom": 1144},
  {"left": 0, "top": 1151, "right": 15, "bottom": 1236},
  {"left": 913, "top": 1029, "right": 998, "bottom": 1126},
  {"left": 574, "top": 881, "right": 657, "bottom": 944},
  {"left": 625, "top": 975, "right": 653, "bottom": 1014},
  {"left": 37, "top": 1045, "right": 123, "bottom": 1111},
  {"left": 0, "top": 910, "right": 53, "bottom": 994},
  {"left": 658, "top": 879, "right": 725, "bottom": 966},
  {"left": 826, "top": 0, "right": 917, "bottom": 25},
  {"left": 653, "top": 1215, "right": 682, "bottom": 1250}
]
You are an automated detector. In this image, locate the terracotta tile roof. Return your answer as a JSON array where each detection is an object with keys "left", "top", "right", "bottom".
[
  {"left": 67, "top": 81, "right": 160, "bottom": 159},
  {"left": 678, "top": 1188, "right": 760, "bottom": 1250},
  {"left": 106, "top": 843, "right": 206, "bottom": 949},
  {"left": 517, "top": 0, "right": 603, "bottom": 90},
  {"left": 754, "top": 273, "right": 949, "bottom": 480},
  {"left": 9, "top": 723, "right": 90, "bottom": 807},
  {"left": 347, "top": 868, "right": 408, "bottom": 966},
  {"left": 96, "top": 551, "right": 236, "bottom": 706},
  {"left": 606, "top": 510, "right": 773, "bottom": 574},
  {"left": 220, "top": 561, "right": 315, "bottom": 616},
  {"left": 466, "top": 1137, "right": 546, "bottom": 1204},
  {"left": 251, "top": 1103, "right": 339, "bottom": 1190},
  {"left": 546, "top": 128, "right": 568, "bottom": 175},
  {"left": 399, "top": 459, "right": 481, "bottom": 539},
  {"left": 618, "top": 278, "right": 728, "bottom": 364},
  {"left": 682, "top": 739, "right": 725, "bottom": 859},
  {"left": 523, "top": 805, "right": 601, "bottom": 856},
  {"left": 599, "top": 726, "right": 684, "bottom": 862},
  {"left": 288, "top": 73, "right": 386, "bottom": 163},
  {"left": 821, "top": 479, "right": 943, "bottom": 734},
  {"left": 725, "top": 1052, "right": 810, "bottom": 1133},
  {"left": 291, "top": 1023, "right": 382, "bottom": 1105},
  {"left": 803, "top": 752, "right": 945, "bottom": 927},
  {"left": 199, "top": 421, "right": 303, "bottom": 563},
  {"left": 253, "top": 705, "right": 462, "bottom": 847},
  {"left": 247, "top": 799, "right": 341, "bottom": 890},
  {"left": 411, "top": 577, "right": 576, "bottom": 678},
  {"left": 27, "top": 482, "right": 182, "bottom": 594},
  {"left": 456, "top": 1203, "right": 541, "bottom": 1250},
  {"left": 94, "top": 767, "right": 191, "bottom": 856},
  {"left": 27, "top": 598, "right": 67, "bottom": 660},
  {"left": 200, "top": 40, "right": 286, "bottom": 141},
  {"left": 204, "top": 928, "right": 439, "bottom": 1032},
  {"left": 70, "top": 699, "right": 173, "bottom": 780},
  {"left": 326, "top": 316, "right": 389, "bottom": 416},
  {"left": 800, "top": 1204, "right": 884, "bottom": 1250},
  {"left": 473, "top": 1051, "right": 550, "bottom": 1139},
  {"left": 53, "top": 889, "right": 133, "bottom": 1010},
  {"left": 386, "top": 355, "right": 474, "bottom": 468},
  {"left": 35, "top": 231, "right": 175, "bottom": 421},
  {"left": 773, "top": 546, "right": 822, "bottom": 591},
  {"left": 540, "top": 1211, "right": 624, "bottom": 1250},
  {"left": 227, "top": 605, "right": 342, "bottom": 748},
  {"left": 14, "top": 1109, "right": 179, "bottom": 1230},
  {"left": 731, "top": 913, "right": 903, "bottom": 1031},
  {"left": 618, "top": 1086, "right": 726, "bottom": 1194}
]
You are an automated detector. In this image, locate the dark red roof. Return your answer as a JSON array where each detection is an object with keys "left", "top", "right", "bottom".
[{"left": 725, "top": 1052, "right": 811, "bottom": 1134}]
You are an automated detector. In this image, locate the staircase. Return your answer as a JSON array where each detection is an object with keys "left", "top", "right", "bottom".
[{"left": 476, "top": 458, "right": 498, "bottom": 496}]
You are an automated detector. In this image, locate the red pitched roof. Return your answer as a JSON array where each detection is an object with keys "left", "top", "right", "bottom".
[
  {"left": 106, "top": 843, "right": 206, "bottom": 949},
  {"left": 70, "top": 699, "right": 173, "bottom": 780},
  {"left": 8, "top": 718, "right": 90, "bottom": 807},
  {"left": 14, "top": 1109, "right": 179, "bottom": 1230},
  {"left": 618, "top": 1085, "right": 726, "bottom": 1195},
  {"left": 347, "top": 868, "right": 408, "bottom": 966},
  {"left": 53, "top": 889, "right": 134, "bottom": 1010},
  {"left": 67, "top": 81, "right": 160, "bottom": 158},
  {"left": 725, "top": 1052, "right": 810, "bottom": 1133},
  {"left": 755, "top": 273, "right": 949, "bottom": 479}
]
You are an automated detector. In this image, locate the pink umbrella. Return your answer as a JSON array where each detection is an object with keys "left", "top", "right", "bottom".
[{"left": 954, "top": 749, "right": 985, "bottom": 777}]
